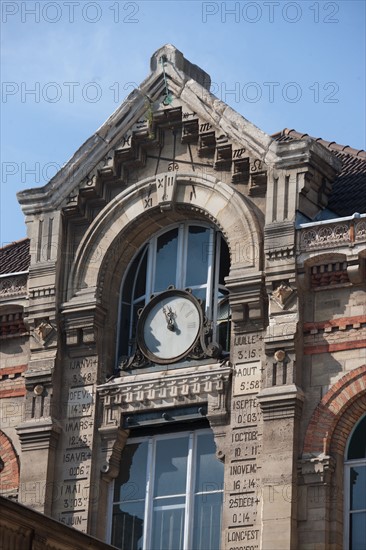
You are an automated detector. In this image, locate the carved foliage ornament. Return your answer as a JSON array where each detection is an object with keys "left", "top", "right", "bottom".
[{"left": 271, "top": 282, "right": 294, "bottom": 309}]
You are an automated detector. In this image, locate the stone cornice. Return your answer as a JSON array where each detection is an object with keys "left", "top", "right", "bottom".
[
  {"left": 257, "top": 384, "right": 305, "bottom": 420},
  {"left": 16, "top": 419, "right": 61, "bottom": 451},
  {"left": 97, "top": 362, "right": 232, "bottom": 476},
  {"left": 269, "top": 138, "right": 342, "bottom": 177},
  {"left": 97, "top": 362, "right": 232, "bottom": 428}
]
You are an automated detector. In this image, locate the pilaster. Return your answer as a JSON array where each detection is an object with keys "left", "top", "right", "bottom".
[{"left": 297, "top": 454, "right": 336, "bottom": 549}]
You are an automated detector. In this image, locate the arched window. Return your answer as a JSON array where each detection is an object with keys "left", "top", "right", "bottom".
[
  {"left": 344, "top": 414, "right": 366, "bottom": 550},
  {"left": 118, "top": 222, "right": 230, "bottom": 363}
]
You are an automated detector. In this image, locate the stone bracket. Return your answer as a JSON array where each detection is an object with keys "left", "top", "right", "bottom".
[
  {"left": 298, "top": 453, "right": 336, "bottom": 485},
  {"left": 99, "top": 426, "right": 130, "bottom": 481}
]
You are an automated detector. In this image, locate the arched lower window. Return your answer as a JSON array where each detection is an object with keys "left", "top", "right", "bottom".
[
  {"left": 118, "top": 222, "right": 230, "bottom": 362},
  {"left": 344, "top": 414, "right": 366, "bottom": 550}
]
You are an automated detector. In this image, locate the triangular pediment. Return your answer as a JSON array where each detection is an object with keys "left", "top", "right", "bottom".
[{"left": 17, "top": 45, "right": 274, "bottom": 217}]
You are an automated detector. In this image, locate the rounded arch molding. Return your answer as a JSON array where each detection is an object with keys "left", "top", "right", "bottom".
[
  {"left": 0, "top": 430, "right": 19, "bottom": 495},
  {"left": 303, "top": 365, "right": 366, "bottom": 455},
  {"left": 68, "top": 173, "right": 263, "bottom": 302}
]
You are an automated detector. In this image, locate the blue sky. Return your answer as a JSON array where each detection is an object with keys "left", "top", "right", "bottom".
[{"left": 1, "top": 0, "right": 365, "bottom": 244}]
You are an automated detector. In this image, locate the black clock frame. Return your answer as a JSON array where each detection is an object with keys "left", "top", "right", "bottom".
[
  {"left": 119, "top": 288, "right": 222, "bottom": 371},
  {"left": 136, "top": 288, "right": 203, "bottom": 365}
]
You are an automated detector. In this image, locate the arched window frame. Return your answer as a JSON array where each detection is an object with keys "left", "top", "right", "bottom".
[
  {"left": 344, "top": 413, "right": 366, "bottom": 550},
  {"left": 116, "top": 221, "right": 230, "bottom": 363}
]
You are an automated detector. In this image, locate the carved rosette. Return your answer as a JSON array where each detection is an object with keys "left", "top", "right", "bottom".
[{"left": 97, "top": 362, "right": 232, "bottom": 476}]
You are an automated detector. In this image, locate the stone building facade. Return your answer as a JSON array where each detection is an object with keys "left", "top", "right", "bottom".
[{"left": 0, "top": 45, "right": 365, "bottom": 550}]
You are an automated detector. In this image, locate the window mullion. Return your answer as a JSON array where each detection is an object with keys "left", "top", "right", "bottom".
[
  {"left": 184, "top": 431, "right": 196, "bottom": 550},
  {"left": 212, "top": 233, "right": 222, "bottom": 341},
  {"left": 205, "top": 229, "right": 216, "bottom": 320},
  {"left": 177, "top": 223, "right": 186, "bottom": 289},
  {"left": 146, "top": 239, "right": 155, "bottom": 299},
  {"left": 143, "top": 437, "right": 154, "bottom": 550},
  {"left": 106, "top": 480, "right": 114, "bottom": 544},
  {"left": 344, "top": 464, "right": 350, "bottom": 550}
]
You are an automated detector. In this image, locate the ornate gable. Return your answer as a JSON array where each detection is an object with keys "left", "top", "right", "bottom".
[{"left": 17, "top": 44, "right": 273, "bottom": 222}]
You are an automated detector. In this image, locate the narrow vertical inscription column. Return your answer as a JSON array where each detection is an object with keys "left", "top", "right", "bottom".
[
  {"left": 223, "top": 333, "right": 264, "bottom": 550},
  {"left": 52, "top": 357, "right": 98, "bottom": 531}
]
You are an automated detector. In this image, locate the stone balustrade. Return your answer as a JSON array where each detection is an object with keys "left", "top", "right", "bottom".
[{"left": 298, "top": 215, "right": 366, "bottom": 252}]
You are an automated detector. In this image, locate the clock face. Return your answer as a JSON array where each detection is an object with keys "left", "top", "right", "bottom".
[{"left": 137, "top": 290, "right": 202, "bottom": 364}]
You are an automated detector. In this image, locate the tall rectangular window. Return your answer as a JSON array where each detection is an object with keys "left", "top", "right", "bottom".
[{"left": 111, "top": 429, "right": 223, "bottom": 550}]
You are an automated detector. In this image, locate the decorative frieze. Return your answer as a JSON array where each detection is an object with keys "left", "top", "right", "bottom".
[
  {"left": 98, "top": 363, "right": 232, "bottom": 428},
  {"left": 97, "top": 363, "right": 232, "bottom": 479},
  {"left": 0, "top": 275, "right": 27, "bottom": 298},
  {"left": 299, "top": 216, "right": 366, "bottom": 252}
]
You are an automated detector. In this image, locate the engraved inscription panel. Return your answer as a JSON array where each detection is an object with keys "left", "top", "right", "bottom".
[{"left": 53, "top": 357, "right": 98, "bottom": 533}]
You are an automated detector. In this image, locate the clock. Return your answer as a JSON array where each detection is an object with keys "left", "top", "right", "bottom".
[{"left": 136, "top": 289, "right": 203, "bottom": 364}]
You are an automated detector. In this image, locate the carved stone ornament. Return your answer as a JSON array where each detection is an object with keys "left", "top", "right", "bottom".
[
  {"left": 271, "top": 282, "right": 294, "bottom": 309},
  {"left": 0, "top": 275, "right": 27, "bottom": 297},
  {"left": 298, "top": 453, "right": 336, "bottom": 485},
  {"left": 32, "top": 319, "right": 54, "bottom": 346}
]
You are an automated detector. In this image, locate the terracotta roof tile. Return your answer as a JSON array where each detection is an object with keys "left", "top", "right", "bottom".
[
  {"left": 272, "top": 129, "right": 366, "bottom": 216},
  {"left": 0, "top": 238, "right": 30, "bottom": 275}
]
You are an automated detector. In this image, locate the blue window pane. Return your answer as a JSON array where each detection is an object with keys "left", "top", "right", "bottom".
[
  {"left": 152, "top": 496, "right": 185, "bottom": 550},
  {"left": 350, "top": 511, "right": 366, "bottom": 550},
  {"left": 350, "top": 466, "right": 366, "bottom": 511},
  {"left": 112, "top": 502, "right": 144, "bottom": 550},
  {"left": 114, "top": 441, "right": 148, "bottom": 502},
  {"left": 195, "top": 433, "right": 224, "bottom": 493},
  {"left": 348, "top": 416, "right": 366, "bottom": 459},
  {"left": 154, "top": 229, "right": 178, "bottom": 292},
  {"left": 185, "top": 227, "right": 211, "bottom": 287},
  {"left": 192, "top": 493, "right": 223, "bottom": 550},
  {"left": 134, "top": 249, "right": 148, "bottom": 301},
  {"left": 154, "top": 437, "right": 188, "bottom": 497}
]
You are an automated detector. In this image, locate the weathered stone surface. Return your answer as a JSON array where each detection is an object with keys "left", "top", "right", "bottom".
[{"left": 1, "top": 45, "right": 365, "bottom": 550}]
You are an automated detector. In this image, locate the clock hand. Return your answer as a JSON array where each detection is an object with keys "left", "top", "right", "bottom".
[{"left": 163, "top": 306, "right": 176, "bottom": 332}]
